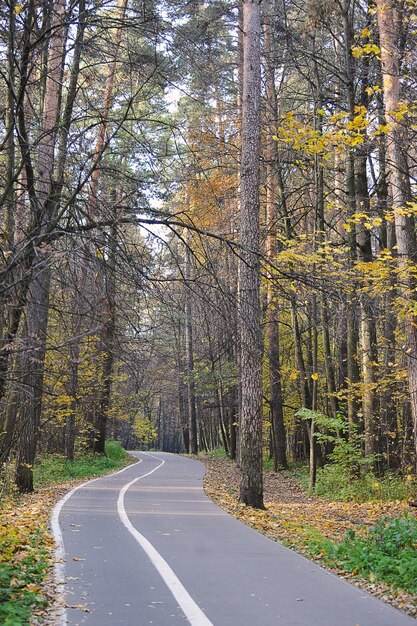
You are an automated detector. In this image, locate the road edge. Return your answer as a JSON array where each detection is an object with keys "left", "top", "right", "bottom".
[{"left": 49, "top": 454, "right": 142, "bottom": 625}]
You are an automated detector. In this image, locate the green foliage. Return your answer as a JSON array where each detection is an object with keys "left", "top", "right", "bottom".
[
  {"left": 314, "top": 464, "right": 417, "bottom": 502},
  {"left": 295, "top": 408, "right": 396, "bottom": 499},
  {"left": 263, "top": 457, "right": 275, "bottom": 471},
  {"left": 34, "top": 440, "right": 129, "bottom": 486},
  {"left": 104, "top": 439, "right": 127, "bottom": 461},
  {"left": 295, "top": 407, "right": 346, "bottom": 437},
  {"left": 307, "top": 515, "right": 417, "bottom": 594},
  {"left": 294, "top": 410, "right": 416, "bottom": 501},
  {"left": 296, "top": 408, "right": 367, "bottom": 472}
]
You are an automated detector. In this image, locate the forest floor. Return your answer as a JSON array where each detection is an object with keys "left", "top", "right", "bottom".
[{"left": 202, "top": 456, "right": 417, "bottom": 618}]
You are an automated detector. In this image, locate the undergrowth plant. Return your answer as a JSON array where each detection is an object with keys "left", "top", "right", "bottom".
[
  {"left": 307, "top": 514, "right": 417, "bottom": 594},
  {"left": 295, "top": 408, "right": 416, "bottom": 502}
]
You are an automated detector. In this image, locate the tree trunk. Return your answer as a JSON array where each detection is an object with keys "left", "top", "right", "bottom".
[
  {"left": 15, "top": 0, "right": 67, "bottom": 491},
  {"left": 93, "top": 216, "right": 117, "bottom": 454},
  {"left": 238, "top": 0, "right": 264, "bottom": 509},
  {"left": 89, "top": 0, "right": 129, "bottom": 210},
  {"left": 342, "top": 1, "right": 361, "bottom": 432},
  {"left": 185, "top": 244, "right": 198, "bottom": 454},
  {"left": 264, "top": 0, "right": 287, "bottom": 471},
  {"left": 376, "top": 0, "right": 417, "bottom": 467}
]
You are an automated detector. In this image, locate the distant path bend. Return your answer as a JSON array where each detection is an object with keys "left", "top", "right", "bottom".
[{"left": 56, "top": 452, "right": 416, "bottom": 626}]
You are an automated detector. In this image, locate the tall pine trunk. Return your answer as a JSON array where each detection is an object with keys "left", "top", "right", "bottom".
[
  {"left": 376, "top": 0, "right": 417, "bottom": 468},
  {"left": 185, "top": 243, "right": 198, "bottom": 454},
  {"left": 264, "top": 0, "right": 287, "bottom": 470},
  {"left": 238, "top": 0, "right": 264, "bottom": 508}
]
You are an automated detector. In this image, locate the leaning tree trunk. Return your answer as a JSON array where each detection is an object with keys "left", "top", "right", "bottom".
[
  {"left": 238, "top": 0, "right": 264, "bottom": 509},
  {"left": 15, "top": 0, "right": 67, "bottom": 492}
]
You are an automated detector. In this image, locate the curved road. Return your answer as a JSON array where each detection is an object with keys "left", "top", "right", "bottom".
[{"left": 56, "top": 452, "right": 416, "bottom": 626}]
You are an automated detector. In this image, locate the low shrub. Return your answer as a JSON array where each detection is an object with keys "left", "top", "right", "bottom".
[{"left": 308, "top": 514, "right": 417, "bottom": 594}]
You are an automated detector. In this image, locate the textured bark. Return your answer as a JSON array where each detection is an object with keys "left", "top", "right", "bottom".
[
  {"left": 316, "top": 152, "right": 338, "bottom": 420},
  {"left": 356, "top": 49, "right": 379, "bottom": 455},
  {"left": 235, "top": 3, "right": 244, "bottom": 467},
  {"left": 93, "top": 218, "right": 117, "bottom": 455},
  {"left": 342, "top": 2, "right": 361, "bottom": 431},
  {"left": 292, "top": 298, "right": 311, "bottom": 409},
  {"left": 376, "top": 0, "right": 417, "bottom": 465},
  {"left": 264, "top": 0, "right": 287, "bottom": 471},
  {"left": 228, "top": 383, "right": 238, "bottom": 460},
  {"left": 185, "top": 244, "right": 198, "bottom": 455},
  {"left": 0, "top": 4, "right": 17, "bottom": 450},
  {"left": 238, "top": 0, "right": 264, "bottom": 509},
  {"left": 347, "top": 304, "right": 360, "bottom": 433},
  {"left": 177, "top": 320, "right": 190, "bottom": 453},
  {"left": 0, "top": 2, "right": 35, "bottom": 411},
  {"left": 60, "top": 0, "right": 86, "bottom": 461},
  {"left": 73, "top": 0, "right": 126, "bottom": 453},
  {"left": 15, "top": 0, "right": 67, "bottom": 491},
  {"left": 5, "top": 4, "right": 15, "bottom": 245},
  {"left": 15, "top": 273, "right": 51, "bottom": 492}
]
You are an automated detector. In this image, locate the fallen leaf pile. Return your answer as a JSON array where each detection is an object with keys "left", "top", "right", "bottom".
[
  {"left": 0, "top": 480, "right": 82, "bottom": 625},
  {"left": 202, "top": 456, "right": 417, "bottom": 617}
]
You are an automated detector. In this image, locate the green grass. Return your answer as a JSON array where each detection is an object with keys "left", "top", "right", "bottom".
[
  {"left": 312, "top": 464, "right": 417, "bottom": 502},
  {"left": 305, "top": 514, "right": 417, "bottom": 594},
  {"left": 201, "top": 447, "right": 228, "bottom": 460},
  {"left": 34, "top": 440, "right": 131, "bottom": 486},
  {"left": 288, "top": 462, "right": 417, "bottom": 503}
]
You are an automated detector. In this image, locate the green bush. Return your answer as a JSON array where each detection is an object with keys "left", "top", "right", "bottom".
[
  {"left": 105, "top": 439, "right": 127, "bottom": 461},
  {"left": 310, "top": 514, "right": 417, "bottom": 594},
  {"left": 295, "top": 408, "right": 416, "bottom": 502}
]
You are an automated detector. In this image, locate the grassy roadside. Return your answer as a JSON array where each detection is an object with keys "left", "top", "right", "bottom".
[
  {"left": 0, "top": 441, "right": 134, "bottom": 626},
  {"left": 202, "top": 454, "right": 417, "bottom": 617}
]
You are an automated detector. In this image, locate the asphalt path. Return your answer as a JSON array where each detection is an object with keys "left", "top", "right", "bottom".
[{"left": 55, "top": 452, "right": 417, "bottom": 626}]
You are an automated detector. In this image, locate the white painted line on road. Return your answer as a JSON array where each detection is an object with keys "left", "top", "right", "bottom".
[
  {"left": 117, "top": 452, "right": 214, "bottom": 626},
  {"left": 50, "top": 456, "right": 143, "bottom": 626}
]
